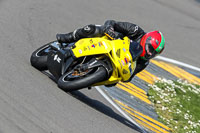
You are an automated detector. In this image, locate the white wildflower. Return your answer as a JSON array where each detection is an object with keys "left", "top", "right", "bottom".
[
  {"left": 193, "top": 90, "right": 199, "bottom": 94},
  {"left": 166, "top": 119, "right": 170, "bottom": 125},
  {"left": 188, "top": 120, "right": 192, "bottom": 124},
  {"left": 163, "top": 99, "right": 169, "bottom": 103},
  {"left": 156, "top": 101, "right": 161, "bottom": 104},
  {"left": 152, "top": 85, "right": 161, "bottom": 91},
  {"left": 180, "top": 87, "right": 187, "bottom": 93},
  {"left": 184, "top": 113, "right": 189, "bottom": 120},
  {"left": 160, "top": 95, "right": 164, "bottom": 99},
  {"left": 176, "top": 109, "right": 181, "bottom": 114},
  {"left": 170, "top": 93, "right": 175, "bottom": 97},
  {"left": 162, "top": 106, "right": 168, "bottom": 111},
  {"left": 193, "top": 123, "right": 198, "bottom": 128}
]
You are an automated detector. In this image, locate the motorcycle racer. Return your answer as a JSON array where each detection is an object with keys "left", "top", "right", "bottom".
[{"left": 56, "top": 20, "right": 165, "bottom": 82}]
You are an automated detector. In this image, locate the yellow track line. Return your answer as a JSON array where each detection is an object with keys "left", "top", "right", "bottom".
[
  {"left": 134, "top": 118, "right": 163, "bottom": 133},
  {"left": 151, "top": 60, "right": 200, "bottom": 85},
  {"left": 170, "top": 64, "right": 200, "bottom": 85},
  {"left": 135, "top": 71, "right": 153, "bottom": 84},
  {"left": 123, "top": 108, "right": 169, "bottom": 133},
  {"left": 136, "top": 70, "right": 158, "bottom": 84},
  {"left": 118, "top": 82, "right": 147, "bottom": 98},
  {"left": 116, "top": 84, "right": 151, "bottom": 104},
  {"left": 115, "top": 100, "right": 171, "bottom": 133},
  {"left": 116, "top": 100, "right": 171, "bottom": 130},
  {"left": 122, "top": 82, "right": 146, "bottom": 94}
]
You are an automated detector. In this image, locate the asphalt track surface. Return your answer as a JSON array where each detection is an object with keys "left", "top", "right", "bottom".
[{"left": 0, "top": 0, "right": 200, "bottom": 133}]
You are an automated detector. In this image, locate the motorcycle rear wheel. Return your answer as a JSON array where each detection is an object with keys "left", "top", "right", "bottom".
[{"left": 57, "top": 66, "right": 107, "bottom": 92}]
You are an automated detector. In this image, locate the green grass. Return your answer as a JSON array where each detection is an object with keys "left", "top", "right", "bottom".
[{"left": 148, "top": 78, "right": 200, "bottom": 133}]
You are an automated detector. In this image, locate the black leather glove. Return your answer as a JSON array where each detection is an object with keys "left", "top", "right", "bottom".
[{"left": 103, "top": 25, "right": 115, "bottom": 39}]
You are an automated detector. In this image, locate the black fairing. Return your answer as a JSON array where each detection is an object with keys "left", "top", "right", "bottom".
[
  {"left": 47, "top": 51, "right": 64, "bottom": 80},
  {"left": 129, "top": 40, "right": 143, "bottom": 61},
  {"left": 47, "top": 49, "right": 74, "bottom": 80}
]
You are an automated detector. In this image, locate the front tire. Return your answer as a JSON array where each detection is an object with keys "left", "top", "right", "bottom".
[{"left": 57, "top": 66, "right": 107, "bottom": 92}]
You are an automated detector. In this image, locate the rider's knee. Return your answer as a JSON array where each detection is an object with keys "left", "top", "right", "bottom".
[{"left": 81, "top": 24, "right": 96, "bottom": 35}]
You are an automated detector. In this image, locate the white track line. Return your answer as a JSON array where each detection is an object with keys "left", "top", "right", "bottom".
[
  {"left": 96, "top": 86, "right": 147, "bottom": 133},
  {"left": 156, "top": 56, "right": 200, "bottom": 72}
]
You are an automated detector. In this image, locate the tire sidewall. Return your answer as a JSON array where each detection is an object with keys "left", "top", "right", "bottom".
[{"left": 57, "top": 66, "right": 107, "bottom": 92}]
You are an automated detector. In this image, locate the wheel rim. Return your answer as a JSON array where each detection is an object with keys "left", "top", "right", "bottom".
[{"left": 62, "top": 67, "right": 96, "bottom": 82}]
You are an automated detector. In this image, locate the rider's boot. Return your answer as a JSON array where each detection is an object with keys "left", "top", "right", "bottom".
[{"left": 56, "top": 32, "right": 75, "bottom": 43}]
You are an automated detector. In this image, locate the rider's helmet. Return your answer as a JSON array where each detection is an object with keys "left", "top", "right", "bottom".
[{"left": 140, "top": 31, "right": 165, "bottom": 60}]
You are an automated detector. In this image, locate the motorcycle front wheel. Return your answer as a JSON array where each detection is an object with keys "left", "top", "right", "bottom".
[{"left": 57, "top": 66, "right": 107, "bottom": 92}]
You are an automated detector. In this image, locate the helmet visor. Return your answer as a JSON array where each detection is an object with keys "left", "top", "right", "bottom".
[{"left": 145, "top": 37, "right": 158, "bottom": 59}]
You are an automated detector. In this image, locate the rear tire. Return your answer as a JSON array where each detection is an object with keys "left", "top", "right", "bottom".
[
  {"left": 30, "top": 41, "right": 55, "bottom": 71},
  {"left": 57, "top": 66, "right": 107, "bottom": 92}
]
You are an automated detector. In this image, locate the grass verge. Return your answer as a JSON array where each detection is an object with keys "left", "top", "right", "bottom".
[{"left": 148, "top": 78, "right": 200, "bottom": 133}]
